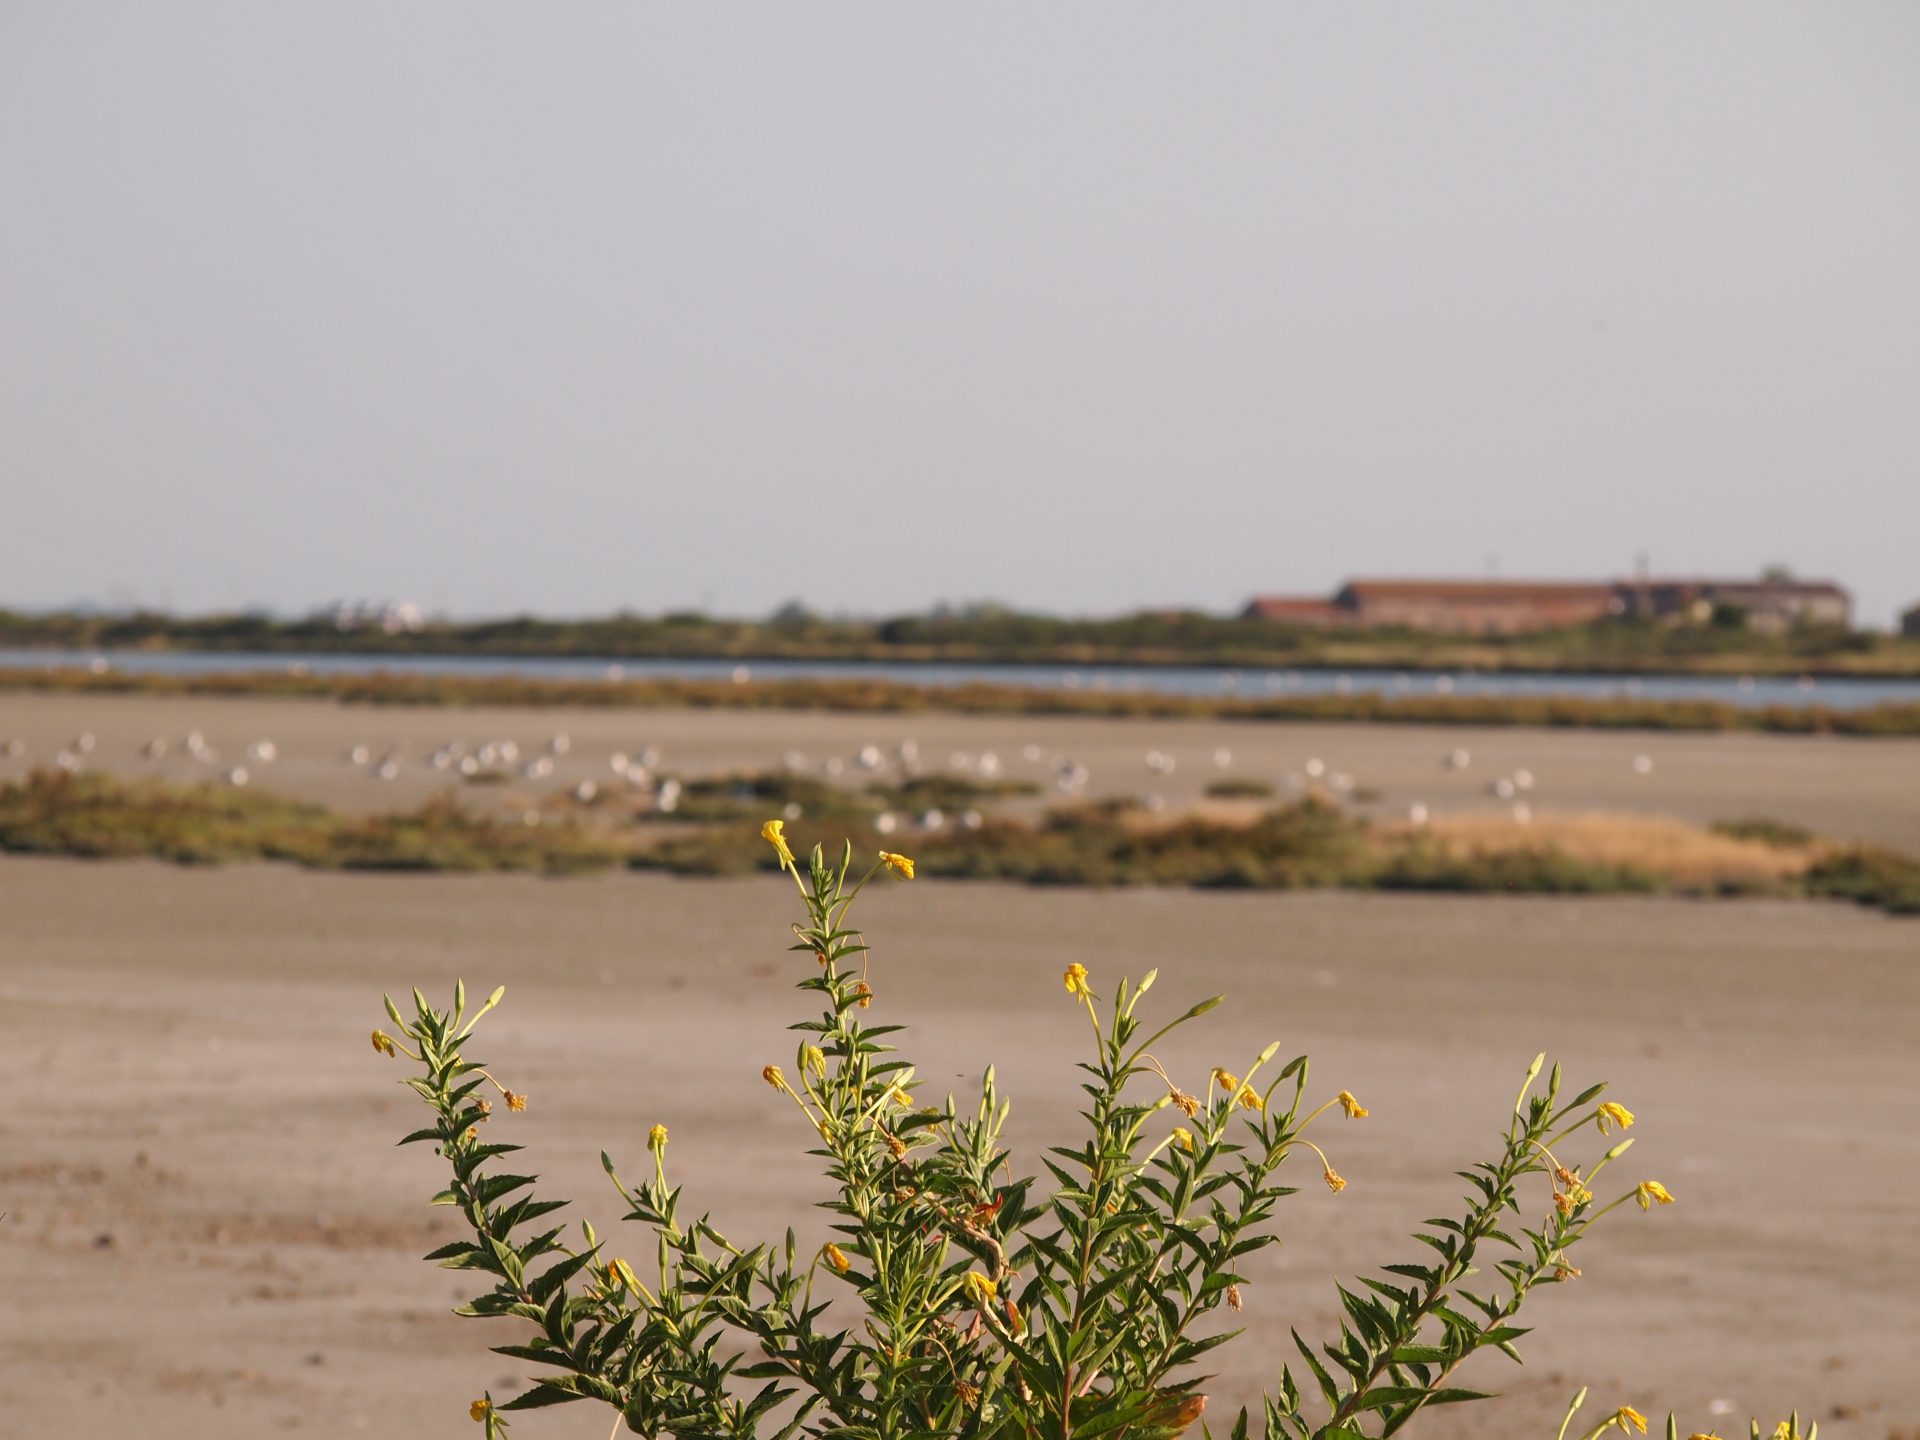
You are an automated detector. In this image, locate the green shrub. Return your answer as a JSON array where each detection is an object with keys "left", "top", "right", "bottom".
[{"left": 373, "top": 827, "right": 1751, "bottom": 1438}]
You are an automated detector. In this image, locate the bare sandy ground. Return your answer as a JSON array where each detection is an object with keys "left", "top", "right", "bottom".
[
  {"left": 4, "top": 690, "right": 1920, "bottom": 848},
  {"left": 4, "top": 857, "right": 1916, "bottom": 1439}
]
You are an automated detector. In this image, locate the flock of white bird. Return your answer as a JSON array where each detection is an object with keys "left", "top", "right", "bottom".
[{"left": 0, "top": 725, "right": 1665, "bottom": 832}]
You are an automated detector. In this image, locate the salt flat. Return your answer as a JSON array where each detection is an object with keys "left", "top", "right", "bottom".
[{"left": 3, "top": 857, "right": 1915, "bottom": 1439}]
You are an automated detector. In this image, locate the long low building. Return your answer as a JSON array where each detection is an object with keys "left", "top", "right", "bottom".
[{"left": 1242, "top": 575, "right": 1852, "bottom": 635}]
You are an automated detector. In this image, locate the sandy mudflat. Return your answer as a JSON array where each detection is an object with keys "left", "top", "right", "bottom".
[
  {"left": 4, "top": 690, "right": 1920, "bottom": 848},
  {"left": 3, "top": 857, "right": 1917, "bottom": 1439}
]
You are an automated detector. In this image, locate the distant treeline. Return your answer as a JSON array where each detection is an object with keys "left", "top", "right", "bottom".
[
  {"left": 2, "top": 606, "right": 1918, "bottom": 676},
  {"left": 7, "top": 664, "right": 1920, "bottom": 736}
]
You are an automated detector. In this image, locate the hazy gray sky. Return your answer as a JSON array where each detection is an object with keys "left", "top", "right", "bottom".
[{"left": 4, "top": 4, "right": 1917, "bottom": 624}]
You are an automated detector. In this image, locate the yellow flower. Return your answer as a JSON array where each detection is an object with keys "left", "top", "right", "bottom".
[
  {"left": 608, "top": 1257, "right": 640, "bottom": 1293},
  {"left": 1171, "top": 1126, "right": 1194, "bottom": 1153},
  {"left": 1688, "top": 1433, "right": 1723, "bottom": 1440},
  {"left": 883, "top": 1084, "right": 912, "bottom": 1108},
  {"left": 503, "top": 1090, "right": 527, "bottom": 1113},
  {"left": 879, "top": 850, "right": 915, "bottom": 879},
  {"left": 1323, "top": 1165, "right": 1347, "bottom": 1194},
  {"left": 1614, "top": 1405, "right": 1648, "bottom": 1434},
  {"left": 469, "top": 1397, "right": 492, "bottom": 1422},
  {"left": 1063, "top": 963, "right": 1091, "bottom": 998},
  {"left": 647, "top": 1123, "right": 669, "bottom": 1153},
  {"left": 823, "top": 1243, "right": 851, "bottom": 1274},
  {"left": 761, "top": 818, "right": 796, "bottom": 868},
  {"left": 1636, "top": 1179, "right": 1675, "bottom": 1211},
  {"left": 763, "top": 1063, "right": 790, "bottom": 1093},
  {"left": 1337, "top": 1090, "right": 1369, "bottom": 1119},
  {"left": 1597, "top": 1102, "right": 1636, "bottom": 1134},
  {"left": 1212, "top": 1067, "right": 1237, "bottom": 1092},
  {"left": 371, "top": 1029, "right": 397, "bottom": 1058},
  {"left": 964, "top": 1271, "right": 998, "bottom": 1305}
]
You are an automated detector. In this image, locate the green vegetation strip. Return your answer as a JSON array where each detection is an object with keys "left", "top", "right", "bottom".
[
  {"left": 4, "top": 770, "right": 1914, "bottom": 915},
  {"left": 7, "top": 665, "right": 1920, "bottom": 736},
  {"left": 7, "top": 605, "right": 1920, "bottom": 674}
]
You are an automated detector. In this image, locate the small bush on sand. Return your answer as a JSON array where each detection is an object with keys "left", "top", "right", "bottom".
[{"left": 372, "top": 824, "right": 1810, "bottom": 1438}]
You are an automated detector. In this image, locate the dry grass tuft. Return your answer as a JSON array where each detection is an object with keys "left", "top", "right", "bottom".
[{"left": 1408, "top": 811, "right": 1818, "bottom": 889}]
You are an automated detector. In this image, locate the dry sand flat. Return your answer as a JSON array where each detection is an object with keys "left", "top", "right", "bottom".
[
  {"left": 3, "top": 858, "right": 1917, "bottom": 1439},
  {"left": 5, "top": 690, "right": 1920, "bottom": 850}
]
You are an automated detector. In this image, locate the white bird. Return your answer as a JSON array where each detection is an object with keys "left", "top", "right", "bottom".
[
  {"left": 638, "top": 746, "right": 661, "bottom": 769},
  {"left": 574, "top": 781, "right": 598, "bottom": 803},
  {"left": 522, "top": 757, "right": 553, "bottom": 780},
  {"left": 1512, "top": 802, "right": 1533, "bottom": 825},
  {"left": 1408, "top": 802, "right": 1429, "bottom": 825},
  {"left": 349, "top": 744, "right": 371, "bottom": 766},
  {"left": 960, "top": 808, "right": 984, "bottom": 830},
  {"left": 949, "top": 751, "right": 973, "bottom": 772},
  {"left": 1213, "top": 747, "right": 1233, "bottom": 768},
  {"left": 1490, "top": 778, "right": 1516, "bottom": 800},
  {"left": 655, "top": 778, "right": 681, "bottom": 813},
  {"left": 1434, "top": 676, "right": 1455, "bottom": 694},
  {"left": 459, "top": 756, "right": 480, "bottom": 776},
  {"left": 227, "top": 767, "right": 250, "bottom": 787},
  {"left": 977, "top": 751, "right": 1001, "bottom": 778},
  {"left": 1512, "top": 769, "right": 1535, "bottom": 791},
  {"left": 75, "top": 732, "right": 96, "bottom": 754},
  {"left": 55, "top": 749, "right": 81, "bottom": 772},
  {"left": 784, "top": 750, "right": 808, "bottom": 772},
  {"left": 1444, "top": 748, "right": 1470, "bottom": 770},
  {"left": 375, "top": 758, "right": 400, "bottom": 781},
  {"left": 897, "top": 740, "right": 920, "bottom": 766},
  {"left": 1021, "top": 744, "right": 1042, "bottom": 763},
  {"left": 498, "top": 740, "right": 519, "bottom": 763},
  {"left": 875, "top": 811, "right": 899, "bottom": 836},
  {"left": 857, "top": 744, "right": 882, "bottom": 770},
  {"left": 142, "top": 738, "right": 168, "bottom": 759},
  {"left": 1304, "top": 757, "right": 1326, "bottom": 779},
  {"left": 609, "top": 752, "right": 630, "bottom": 775},
  {"left": 1632, "top": 754, "right": 1654, "bottom": 775},
  {"left": 548, "top": 733, "right": 571, "bottom": 756},
  {"left": 920, "top": 808, "right": 946, "bottom": 831},
  {"left": 248, "top": 740, "right": 277, "bottom": 763}
]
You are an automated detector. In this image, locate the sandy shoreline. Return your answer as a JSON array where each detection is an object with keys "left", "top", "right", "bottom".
[
  {"left": 5, "top": 690, "right": 1920, "bottom": 851},
  {"left": 4, "top": 856, "right": 1916, "bottom": 1438}
]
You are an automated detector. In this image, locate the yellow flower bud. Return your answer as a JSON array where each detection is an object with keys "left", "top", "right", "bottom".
[
  {"left": 823, "top": 1243, "right": 851, "bottom": 1274},
  {"left": 879, "top": 850, "right": 915, "bottom": 879},
  {"left": 1597, "top": 1102, "right": 1636, "bottom": 1134},
  {"left": 1337, "top": 1090, "right": 1368, "bottom": 1119},
  {"left": 1063, "top": 963, "right": 1091, "bottom": 998},
  {"left": 761, "top": 818, "right": 796, "bottom": 868},
  {"left": 1636, "top": 1179, "right": 1674, "bottom": 1211},
  {"left": 647, "top": 1123, "right": 669, "bottom": 1153}
]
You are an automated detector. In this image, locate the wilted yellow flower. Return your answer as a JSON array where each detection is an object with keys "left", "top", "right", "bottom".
[
  {"left": 1636, "top": 1179, "right": 1675, "bottom": 1211},
  {"left": 1323, "top": 1165, "right": 1347, "bottom": 1194},
  {"left": 1235, "top": 1084, "right": 1264, "bottom": 1112},
  {"left": 1169, "top": 1089, "right": 1200, "bottom": 1117},
  {"left": 647, "top": 1123, "right": 669, "bottom": 1153},
  {"left": 503, "top": 1090, "right": 526, "bottom": 1113},
  {"left": 1337, "top": 1090, "right": 1369, "bottom": 1119},
  {"left": 1212, "top": 1067, "right": 1237, "bottom": 1092},
  {"left": 801, "top": 1044, "right": 827, "bottom": 1078},
  {"left": 823, "top": 1243, "right": 851, "bottom": 1274},
  {"left": 476, "top": 1098, "right": 493, "bottom": 1118},
  {"left": 469, "top": 1397, "right": 492, "bottom": 1422},
  {"left": 1171, "top": 1126, "right": 1194, "bottom": 1153},
  {"left": 371, "top": 1029, "right": 397, "bottom": 1058},
  {"left": 853, "top": 981, "right": 873, "bottom": 1009},
  {"left": 879, "top": 850, "right": 915, "bottom": 879},
  {"left": 763, "top": 1063, "right": 790, "bottom": 1093},
  {"left": 761, "top": 818, "right": 796, "bottom": 868},
  {"left": 1226, "top": 1283, "right": 1243, "bottom": 1311},
  {"left": 955, "top": 1381, "right": 981, "bottom": 1409},
  {"left": 1554, "top": 1182, "right": 1593, "bottom": 1216},
  {"left": 1063, "top": 963, "right": 1091, "bottom": 998},
  {"left": 1687, "top": 1433, "right": 1723, "bottom": 1440},
  {"left": 964, "top": 1271, "right": 998, "bottom": 1305},
  {"left": 1597, "top": 1102, "right": 1636, "bottom": 1134},
  {"left": 1554, "top": 1263, "right": 1582, "bottom": 1282},
  {"left": 884, "top": 1131, "right": 907, "bottom": 1160},
  {"left": 1613, "top": 1405, "right": 1648, "bottom": 1434}
]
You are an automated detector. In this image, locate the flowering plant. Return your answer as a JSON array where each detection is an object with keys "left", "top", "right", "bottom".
[{"left": 374, "top": 823, "right": 1784, "bottom": 1440}]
